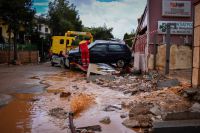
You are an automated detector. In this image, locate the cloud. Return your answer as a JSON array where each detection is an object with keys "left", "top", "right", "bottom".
[
  {"left": 96, "top": 0, "right": 121, "bottom": 2},
  {"left": 76, "top": 0, "right": 146, "bottom": 39},
  {"left": 33, "top": 0, "right": 146, "bottom": 39}
]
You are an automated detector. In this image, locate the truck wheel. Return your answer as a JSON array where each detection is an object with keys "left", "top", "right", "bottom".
[
  {"left": 116, "top": 59, "right": 125, "bottom": 68},
  {"left": 65, "top": 58, "right": 70, "bottom": 69}
]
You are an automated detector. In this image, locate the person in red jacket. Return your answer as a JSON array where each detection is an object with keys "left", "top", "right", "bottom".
[{"left": 79, "top": 40, "right": 90, "bottom": 69}]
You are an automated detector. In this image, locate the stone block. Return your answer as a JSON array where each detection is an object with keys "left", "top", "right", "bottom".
[
  {"left": 193, "top": 46, "right": 200, "bottom": 68},
  {"left": 162, "top": 111, "right": 200, "bottom": 121},
  {"left": 153, "top": 120, "right": 200, "bottom": 133},
  {"left": 195, "top": 3, "right": 200, "bottom": 27},
  {"left": 157, "top": 79, "right": 180, "bottom": 88},
  {"left": 192, "top": 68, "right": 200, "bottom": 87},
  {"left": 194, "top": 27, "right": 200, "bottom": 47}
]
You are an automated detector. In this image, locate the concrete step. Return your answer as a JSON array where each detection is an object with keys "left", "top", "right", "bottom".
[{"left": 153, "top": 120, "right": 200, "bottom": 133}]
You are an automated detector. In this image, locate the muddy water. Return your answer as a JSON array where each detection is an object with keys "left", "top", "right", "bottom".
[
  {"left": 0, "top": 93, "right": 68, "bottom": 133},
  {"left": 0, "top": 94, "right": 37, "bottom": 133},
  {"left": 0, "top": 70, "right": 137, "bottom": 133},
  {"left": 75, "top": 105, "right": 136, "bottom": 133}
]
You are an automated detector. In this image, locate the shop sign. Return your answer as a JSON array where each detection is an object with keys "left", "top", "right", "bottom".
[
  {"left": 158, "top": 21, "right": 193, "bottom": 35},
  {"left": 162, "top": 0, "right": 191, "bottom": 17}
]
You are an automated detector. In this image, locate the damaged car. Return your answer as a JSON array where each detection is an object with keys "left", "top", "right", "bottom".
[{"left": 66, "top": 40, "right": 132, "bottom": 68}]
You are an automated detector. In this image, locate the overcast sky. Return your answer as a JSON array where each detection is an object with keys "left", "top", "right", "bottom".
[{"left": 33, "top": 0, "right": 146, "bottom": 39}]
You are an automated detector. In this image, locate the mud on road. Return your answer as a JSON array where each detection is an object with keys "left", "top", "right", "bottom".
[
  {"left": 0, "top": 63, "right": 197, "bottom": 133},
  {"left": 0, "top": 63, "right": 135, "bottom": 133}
]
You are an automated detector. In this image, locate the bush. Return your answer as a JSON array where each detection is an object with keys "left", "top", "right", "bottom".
[{"left": 17, "top": 44, "right": 38, "bottom": 51}]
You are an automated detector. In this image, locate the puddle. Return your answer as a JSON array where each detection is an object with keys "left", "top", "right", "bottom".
[
  {"left": 74, "top": 105, "right": 137, "bottom": 133},
  {"left": 44, "top": 71, "right": 84, "bottom": 82},
  {"left": 15, "top": 84, "right": 45, "bottom": 94},
  {"left": 0, "top": 93, "right": 68, "bottom": 133}
]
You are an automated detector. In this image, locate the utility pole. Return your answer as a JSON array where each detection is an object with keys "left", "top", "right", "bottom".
[
  {"left": 165, "top": 24, "right": 171, "bottom": 75},
  {"left": 153, "top": 31, "right": 157, "bottom": 70}
]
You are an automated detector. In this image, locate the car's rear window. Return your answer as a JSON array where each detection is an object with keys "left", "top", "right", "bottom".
[
  {"left": 90, "top": 44, "right": 107, "bottom": 52},
  {"left": 109, "top": 44, "right": 124, "bottom": 52}
]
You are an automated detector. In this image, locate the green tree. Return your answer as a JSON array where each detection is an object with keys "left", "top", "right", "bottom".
[
  {"left": 48, "top": 0, "right": 83, "bottom": 35},
  {"left": 0, "top": 0, "right": 35, "bottom": 61},
  {"left": 123, "top": 30, "right": 136, "bottom": 47},
  {"left": 84, "top": 25, "right": 114, "bottom": 40}
]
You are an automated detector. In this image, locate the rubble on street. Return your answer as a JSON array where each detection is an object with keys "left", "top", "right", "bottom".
[
  {"left": 89, "top": 70, "right": 199, "bottom": 131},
  {"left": 0, "top": 63, "right": 200, "bottom": 133}
]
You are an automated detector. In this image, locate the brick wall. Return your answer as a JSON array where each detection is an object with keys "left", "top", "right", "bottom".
[{"left": 0, "top": 51, "right": 39, "bottom": 63}]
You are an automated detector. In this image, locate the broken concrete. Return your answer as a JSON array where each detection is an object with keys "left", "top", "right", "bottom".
[
  {"left": 150, "top": 105, "right": 162, "bottom": 116},
  {"left": 76, "top": 125, "right": 102, "bottom": 132},
  {"left": 99, "top": 116, "right": 111, "bottom": 124},
  {"left": 190, "top": 103, "right": 200, "bottom": 112},
  {"left": 157, "top": 79, "right": 180, "bottom": 88},
  {"left": 129, "top": 103, "right": 152, "bottom": 117},
  {"left": 120, "top": 113, "right": 128, "bottom": 119},
  {"left": 87, "top": 75, "right": 115, "bottom": 82},
  {"left": 122, "top": 119, "right": 139, "bottom": 128},
  {"left": 0, "top": 94, "right": 12, "bottom": 107},
  {"left": 87, "top": 63, "right": 117, "bottom": 79},
  {"left": 60, "top": 92, "right": 71, "bottom": 98},
  {"left": 49, "top": 107, "right": 68, "bottom": 119},
  {"left": 183, "top": 88, "right": 200, "bottom": 102},
  {"left": 103, "top": 105, "right": 122, "bottom": 112}
]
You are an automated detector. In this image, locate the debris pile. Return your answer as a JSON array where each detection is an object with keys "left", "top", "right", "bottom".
[
  {"left": 99, "top": 116, "right": 111, "bottom": 124},
  {"left": 49, "top": 107, "right": 68, "bottom": 119},
  {"left": 183, "top": 88, "right": 200, "bottom": 103},
  {"left": 94, "top": 75, "right": 153, "bottom": 94},
  {"left": 93, "top": 71, "right": 167, "bottom": 95},
  {"left": 121, "top": 87, "right": 192, "bottom": 130}
]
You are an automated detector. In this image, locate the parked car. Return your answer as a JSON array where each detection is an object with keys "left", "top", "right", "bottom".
[
  {"left": 66, "top": 40, "right": 132, "bottom": 68},
  {"left": 51, "top": 55, "right": 66, "bottom": 68}
]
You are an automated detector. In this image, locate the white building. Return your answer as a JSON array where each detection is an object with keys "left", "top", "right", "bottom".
[{"left": 35, "top": 15, "right": 51, "bottom": 39}]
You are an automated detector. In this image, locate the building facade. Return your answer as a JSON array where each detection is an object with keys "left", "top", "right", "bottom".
[
  {"left": 34, "top": 15, "right": 51, "bottom": 39},
  {"left": 133, "top": 0, "right": 193, "bottom": 72},
  {"left": 192, "top": 0, "right": 200, "bottom": 87},
  {"left": 0, "top": 18, "right": 14, "bottom": 43}
]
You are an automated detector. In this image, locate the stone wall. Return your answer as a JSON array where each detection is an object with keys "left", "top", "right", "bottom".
[
  {"left": 148, "top": 45, "right": 192, "bottom": 70},
  {"left": 0, "top": 51, "right": 39, "bottom": 63}
]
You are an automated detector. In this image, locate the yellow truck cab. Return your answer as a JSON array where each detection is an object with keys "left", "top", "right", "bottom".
[
  {"left": 50, "top": 31, "right": 93, "bottom": 56},
  {"left": 50, "top": 36, "right": 75, "bottom": 55}
]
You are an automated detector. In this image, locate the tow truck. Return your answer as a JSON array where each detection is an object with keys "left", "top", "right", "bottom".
[{"left": 50, "top": 31, "right": 93, "bottom": 69}]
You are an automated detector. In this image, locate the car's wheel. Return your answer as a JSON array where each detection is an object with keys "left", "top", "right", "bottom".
[
  {"left": 65, "top": 58, "right": 70, "bottom": 69},
  {"left": 60, "top": 59, "right": 65, "bottom": 68},
  {"left": 116, "top": 59, "right": 125, "bottom": 68},
  {"left": 51, "top": 62, "right": 55, "bottom": 66}
]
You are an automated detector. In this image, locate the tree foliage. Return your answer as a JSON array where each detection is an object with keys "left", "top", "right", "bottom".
[
  {"left": 0, "top": 0, "right": 35, "bottom": 60},
  {"left": 84, "top": 25, "right": 114, "bottom": 40},
  {"left": 48, "top": 0, "right": 83, "bottom": 35},
  {"left": 123, "top": 30, "right": 136, "bottom": 47}
]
